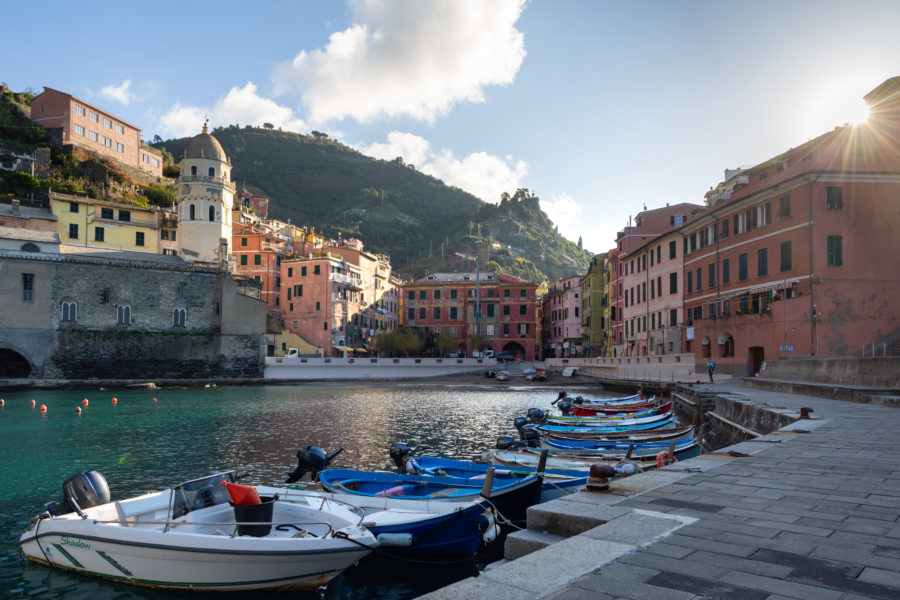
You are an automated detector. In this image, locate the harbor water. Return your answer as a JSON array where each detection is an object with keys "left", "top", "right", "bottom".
[{"left": 0, "top": 381, "right": 611, "bottom": 599}]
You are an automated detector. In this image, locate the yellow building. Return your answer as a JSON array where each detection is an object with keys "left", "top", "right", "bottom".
[{"left": 50, "top": 191, "right": 160, "bottom": 253}]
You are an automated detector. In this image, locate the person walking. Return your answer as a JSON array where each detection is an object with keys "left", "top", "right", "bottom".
[{"left": 707, "top": 360, "right": 716, "bottom": 383}]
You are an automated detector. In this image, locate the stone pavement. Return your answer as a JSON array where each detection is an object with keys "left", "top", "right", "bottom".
[{"left": 419, "top": 378, "right": 900, "bottom": 600}]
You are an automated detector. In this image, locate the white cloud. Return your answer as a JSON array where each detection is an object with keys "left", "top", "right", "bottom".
[
  {"left": 99, "top": 80, "right": 133, "bottom": 105},
  {"left": 158, "top": 83, "right": 307, "bottom": 138},
  {"left": 540, "top": 192, "right": 584, "bottom": 237},
  {"left": 273, "top": 0, "right": 527, "bottom": 124},
  {"left": 356, "top": 131, "right": 527, "bottom": 204}
]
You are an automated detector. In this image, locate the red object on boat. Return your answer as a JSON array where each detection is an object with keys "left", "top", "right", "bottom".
[
  {"left": 571, "top": 400, "right": 673, "bottom": 417},
  {"left": 221, "top": 480, "right": 262, "bottom": 505}
]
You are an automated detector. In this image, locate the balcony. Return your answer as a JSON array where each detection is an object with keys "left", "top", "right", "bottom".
[{"left": 177, "top": 175, "right": 236, "bottom": 190}]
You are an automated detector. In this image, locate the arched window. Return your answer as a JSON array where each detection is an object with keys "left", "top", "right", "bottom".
[
  {"left": 61, "top": 300, "right": 77, "bottom": 322},
  {"left": 209, "top": 205, "right": 215, "bottom": 222},
  {"left": 20, "top": 243, "right": 40, "bottom": 253},
  {"left": 173, "top": 307, "right": 186, "bottom": 327},
  {"left": 190, "top": 165, "right": 198, "bottom": 176},
  {"left": 116, "top": 304, "right": 131, "bottom": 325},
  {"left": 189, "top": 204, "right": 196, "bottom": 220},
  {"left": 208, "top": 167, "right": 215, "bottom": 177}
]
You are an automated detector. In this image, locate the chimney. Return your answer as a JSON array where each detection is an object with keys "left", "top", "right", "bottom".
[{"left": 11, "top": 199, "right": 20, "bottom": 216}]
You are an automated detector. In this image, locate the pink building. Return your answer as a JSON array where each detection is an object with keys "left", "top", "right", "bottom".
[
  {"left": 544, "top": 276, "right": 582, "bottom": 358},
  {"left": 30, "top": 87, "right": 162, "bottom": 176},
  {"left": 682, "top": 77, "right": 900, "bottom": 376}
]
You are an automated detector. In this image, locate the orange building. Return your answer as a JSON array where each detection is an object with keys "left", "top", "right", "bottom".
[
  {"left": 30, "top": 87, "right": 162, "bottom": 176},
  {"left": 682, "top": 77, "right": 900, "bottom": 376}
]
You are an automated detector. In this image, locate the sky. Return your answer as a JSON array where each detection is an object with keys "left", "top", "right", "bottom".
[{"left": 3, "top": 0, "right": 898, "bottom": 255}]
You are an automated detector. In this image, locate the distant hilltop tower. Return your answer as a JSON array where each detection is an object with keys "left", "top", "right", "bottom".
[{"left": 176, "top": 123, "right": 235, "bottom": 263}]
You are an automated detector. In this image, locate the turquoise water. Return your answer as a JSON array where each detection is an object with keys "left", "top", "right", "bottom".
[{"left": 0, "top": 381, "right": 605, "bottom": 599}]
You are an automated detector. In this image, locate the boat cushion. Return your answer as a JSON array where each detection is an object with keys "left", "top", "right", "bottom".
[{"left": 115, "top": 492, "right": 170, "bottom": 526}]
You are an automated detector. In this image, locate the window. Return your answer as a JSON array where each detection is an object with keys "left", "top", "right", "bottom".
[
  {"left": 521, "top": 289, "right": 526, "bottom": 297},
  {"left": 287, "top": 267, "right": 292, "bottom": 277},
  {"left": 296, "top": 285, "right": 303, "bottom": 297},
  {"left": 103, "top": 118, "right": 112, "bottom": 128},
  {"left": 240, "top": 255, "right": 247, "bottom": 265},
  {"left": 739, "top": 254, "right": 748, "bottom": 281},
  {"left": 115, "top": 124, "right": 124, "bottom": 134},
  {"left": 657, "top": 276, "right": 662, "bottom": 297},
  {"left": 208, "top": 167, "right": 215, "bottom": 177},
  {"left": 778, "top": 194, "right": 791, "bottom": 219},
  {"left": 487, "top": 304, "right": 495, "bottom": 317},
  {"left": 116, "top": 142, "right": 124, "bottom": 153},
  {"left": 434, "top": 289, "right": 441, "bottom": 299},
  {"left": 669, "top": 273, "right": 677, "bottom": 294},
  {"left": 419, "top": 307, "right": 426, "bottom": 319},
  {"left": 69, "top": 202, "right": 79, "bottom": 213},
  {"left": 503, "top": 305, "right": 510, "bottom": 315},
  {"left": 135, "top": 232, "right": 144, "bottom": 246},
  {"left": 94, "top": 227, "right": 104, "bottom": 241},
  {"left": 827, "top": 235, "right": 843, "bottom": 266},
  {"left": 720, "top": 218, "right": 729, "bottom": 239},
  {"left": 722, "top": 258, "right": 730, "bottom": 284},
  {"left": 316, "top": 302, "right": 320, "bottom": 311},
  {"left": 100, "top": 288, "right": 110, "bottom": 304},
  {"left": 116, "top": 304, "right": 131, "bottom": 325},
  {"left": 191, "top": 165, "right": 198, "bottom": 176},
  {"left": 152, "top": 158, "right": 160, "bottom": 167},
  {"left": 758, "top": 248, "right": 768, "bottom": 277},
  {"left": 324, "top": 322, "right": 328, "bottom": 331},
  {"left": 520, "top": 305, "right": 527, "bottom": 315},
  {"left": 504, "top": 289, "right": 510, "bottom": 297},
  {"left": 657, "top": 245, "right": 661, "bottom": 264},
  {"left": 407, "top": 290, "right": 414, "bottom": 300},
  {"left": 433, "top": 307, "right": 440, "bottom": 319},
  {"left": 687, "top": 271, "right": 693, "bottom": 293},
  {"left": 314, "top": 265, "right": 320, "bottom": 275},
  {"left": 708, "top": 263, "right": 716, "bottom": 288},
  {"left": 826, "top": 186, "right": 844, "bottom": 210},
  {"left": 61, "top": 300, "right": 77, "bottom": 322},
  {"left": 669, "top": 240, "right": 676, "bottom": 259},
  {"left": 450, "top": 307, "right": 458, "bottom": 319},
  {"left": 420, "top": 290, "right": 426, "bottom": 300},
  {"left": 118, "top": 210, "right": 131, "bottom": 222},
  {"left": 88, "top": 131, "right": 98, "bottom": 141},
  {"left": 670, "top": 308, "right": 677, "bottom": 326},
  {"left": 68, "top": 223, "right": 78, "bottom": 239},
  {"left": 101, "top": 207, "right": 113, "bottom": 219},
  {"left": 103, "top": 137, "right": 112, "bottom": 147},
  {"left": 671, "top": 215, "right": 685, "bottom": 226},
  {"left": 74, "top": 124, "right": 85, "bottom": 135},
  {"left": 696, "top": 268, "right": 702, "bottom": 291},
  {"left": 302, "top": 266, "right": 307, "bottom": 276},
  {"left": 22, "top": 273, "right": 34, "bottom": 302},
  {"left": 408, "top": 308, "right": 414, "bottom": 320},
  {"left": 518, "top": 323, "right": 529, "bottom": 335},
  {"left": 503, "top": 323, "right": 509, "bottom": 335},
  {"left": 173, "top": 307, "right": 186, "bottom": 327},
  {"left": 575, "top": 306, "right": 580, "bottom": 317},
  {"left": 487, "top": 289, "right": 494, "bottom": 297},
  {"left": 75, "top": 105, "right": 85, "bottom": 116},
  {"left": 450, "top": 289, "right": 458, "bottom": 299},
  {"left": 780, "top": 241, "right": 792, "bottom": 272},
  {"left": 89, "top": 111, "right": 99, "bottom": 122}
]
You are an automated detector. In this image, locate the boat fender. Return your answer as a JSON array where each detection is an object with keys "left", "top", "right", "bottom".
[
  {"left": 376, "top": 532, "right": 414, "bottom": 547},
  {"left": 375, "top": 485, "right": 414, "bottom": 497},
  {"left": 477, "top": 513, "right": 500, "bottom": 543},
  {"left": 404, "top": 458, "right": 424, "bottom": 475},
  {"left": 616, "top": 462, "right": 640, "bottom": 475},
  {"left": 656, "top": 451, "right": 677, "bottom": 468}
]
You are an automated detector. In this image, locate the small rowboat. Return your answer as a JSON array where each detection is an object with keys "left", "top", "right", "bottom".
[
  {"left": 541, "top": 438, "right": 702, "bottom": 459},
  {"left": 545, "top": 425, "right": 696, "bottom": 444},
  {"left": 486, "top": 439, "right": 701, "bottom": 468},
  {"left": 495, "top": 370, "right": 510, "bottom": 381},
  {"left": 547, "top": 400, "right": 672, "bottom": 424}
]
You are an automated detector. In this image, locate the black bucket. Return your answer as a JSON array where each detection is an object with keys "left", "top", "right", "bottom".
[{"left": 232, "top": 495, "right": 277, "bottom": 537}]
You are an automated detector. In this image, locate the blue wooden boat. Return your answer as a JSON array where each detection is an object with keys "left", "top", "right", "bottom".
[
  {"left": 409, "top": 456, "right": 588, "bottom": 502},
  {"left": 317, "top": 469, "right": 542, "bottom": 526},
  {"left": 257, "top": 486, "right": 494, "bottom": 557},
  {"left": 539, "top": 416, "right": 676, "bottom": 434},
  {"left": 541, "top": 438, "right": 703, "bottom": 461}
]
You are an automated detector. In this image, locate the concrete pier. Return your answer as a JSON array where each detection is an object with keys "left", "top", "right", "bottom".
[{"left": 418, "top": 377, "right": 900, "bottom": 600}]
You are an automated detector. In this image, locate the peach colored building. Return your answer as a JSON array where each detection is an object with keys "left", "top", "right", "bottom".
[
  {"left": 682, "top": 77, "right": 900, "bottom": 376},
  {"left": 544, "top": 276, "right": 582, "bottom": 358},
  {"left": 30, "top": 87, "right": 162, "bottom": 176}
]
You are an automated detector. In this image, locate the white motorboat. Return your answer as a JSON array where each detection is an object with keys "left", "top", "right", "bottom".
[{"left": 20, "top": 471, "right": 377, "bottom": 591}]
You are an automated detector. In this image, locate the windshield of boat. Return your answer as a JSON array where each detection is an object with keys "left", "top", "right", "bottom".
[{"left": 171, "top": 472, "right": 235, "bottom": 519}]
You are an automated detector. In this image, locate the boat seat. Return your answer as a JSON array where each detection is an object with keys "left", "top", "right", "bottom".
[{"left": 115, "top": 492, "right": 170, "bottom": 526}]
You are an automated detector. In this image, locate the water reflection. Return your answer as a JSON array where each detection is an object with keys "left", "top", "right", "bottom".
[{"left": 0, "top": 381, "right": 613, "bottom": 599}]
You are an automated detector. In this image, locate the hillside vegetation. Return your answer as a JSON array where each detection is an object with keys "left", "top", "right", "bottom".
[{"left": 157, "top": 126, "right": 591, "bottom": 281}]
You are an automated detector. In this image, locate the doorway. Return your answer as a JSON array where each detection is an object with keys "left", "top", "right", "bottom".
[{"left": 747, "top": 346, "right": 765, "bottom": 376}]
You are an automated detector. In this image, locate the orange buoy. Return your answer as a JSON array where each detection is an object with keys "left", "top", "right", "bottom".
[
  {"left": 40, "top": 404, "right": 47, "bottom": 412},
  {"left": 83, "top": 398, "right": 89, "bottom": 406},
  {"left": 76, "top": 406, "right": 82, "bottom": 414},
  {"left": 152, "top": 397, "right": 158, "bottom": 403},
  {"left": 0, "top": 398, "right": 4, "bottom": 407},
  {"left": 112, "top": 397, "right": 118, "bottom": 404},
  {"left": 31, "top": 399, "right": 36, "bottom": 407}
]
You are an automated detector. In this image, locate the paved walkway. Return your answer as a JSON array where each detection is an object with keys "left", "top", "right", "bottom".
[{"left": 421, "top": 378, "right": 900, "bottom": 600}]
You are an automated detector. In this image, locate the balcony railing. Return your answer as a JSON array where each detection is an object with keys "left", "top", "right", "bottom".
[{"left": 177, "top": 175, "right": 235, "bottom": 188}]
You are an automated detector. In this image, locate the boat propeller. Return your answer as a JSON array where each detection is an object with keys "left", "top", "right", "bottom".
[{"left": 285, "top": 446, "right": 344, "bottom": 483}]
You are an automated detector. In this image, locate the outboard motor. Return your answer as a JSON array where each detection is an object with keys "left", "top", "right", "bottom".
[
  {"left": 556, "top": 391, "right": 568, "bottom": 402},
  {"left": 573, "top": 395, "right": 584, "bottom": 405},
  {"left": 390, "top": 442, "right": 412, "bottom": 473},
  {"left": 285, "top": 445, "right": 343, "bottom": 483},
  {"left": 513, "top": 416, "right": 530, "bottom": 431},
  {"left": 526, "top": 408, "right": 545, "bottom": 424},
  {"left": 519, "top": 425, "right": 541, "bottom": 448},
  {"left": 495, "top": 435, "right": 517, "bottom": 450},
  {"left": 56, "top": 470, "right": 110, "bottom": 516},
  {"left": 558, "top": 399, "right": 572, "bottom": 416}
]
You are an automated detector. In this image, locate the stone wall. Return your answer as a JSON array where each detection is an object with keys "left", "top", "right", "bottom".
[{"left": 756, "top": 356, "right": 900, "bottom": 389}]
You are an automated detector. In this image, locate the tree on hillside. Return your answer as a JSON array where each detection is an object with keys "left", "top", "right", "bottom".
[
  {"left": 311, "top": 131, "right": 328, "bottom": 140},
  {"left": 263, "top": 123, "right": 274, "bottom": 130},
  {"left": 577, "top": 236, "right": 582, "bottom": 249}
]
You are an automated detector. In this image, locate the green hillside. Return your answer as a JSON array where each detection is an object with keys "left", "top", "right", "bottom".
[{"left": 156, "top": 126, "right": 592, "bottom": 281}]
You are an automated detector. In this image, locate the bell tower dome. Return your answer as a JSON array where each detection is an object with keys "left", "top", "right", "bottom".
[{"left": 176, "top": 123, "right": 235, "bottom": 264}]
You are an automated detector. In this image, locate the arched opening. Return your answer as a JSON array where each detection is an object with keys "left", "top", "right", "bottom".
[
  {"left": 189, "top": 204, "right": 196, "bottom": 220},
  {"left": 501, "top": 341, "right": 526, "bottom": 359},
  {"left": 701, "top": 335, "right": 712, "bottom": 358},
  {"left": 0, "top": 348, "right": 32, "bottom": 377},
  {"left": 173, "top": 307, "right": 186, "bottom": 327},
  {"left": 20, "top": 242, "right": 40, "bottom": 252},
  {"left": 208, "top": 205, "right": 215, "bottom": 222},
  {"left": 718, "top": 331, "right": 734, "bottom": 358},
  {"left": 116, "top": 304, "right": 131, "bottom": 325},
  {"left": 190, "top": 165, "right": 198, "bottom": 176},
  {"left": 208, "top": 167, "right": 215, "bottom": 177},
  {"left": 61, "top": 300, "right": 77, "bottom": 322}
]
